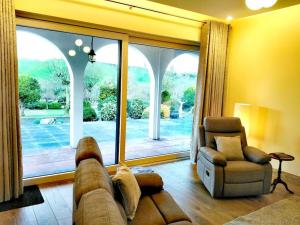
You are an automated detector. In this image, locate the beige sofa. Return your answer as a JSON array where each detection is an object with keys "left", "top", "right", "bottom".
[
  {"left": 73, "top": 136, "right": 192, "bottom": 225},
  {"left": 197, "top": 117, "right": 272, "bottom": 198}
]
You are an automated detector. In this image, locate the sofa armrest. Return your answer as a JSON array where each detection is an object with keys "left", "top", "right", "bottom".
[
  {"left": 134, "top": 173, "right": 164, "bottom": 195},
  {"left": 243, "top": 146, "right": 271, "bottom": 164},
  {"left": 199, "top": 147, "right": 227, "bottom": 166}
]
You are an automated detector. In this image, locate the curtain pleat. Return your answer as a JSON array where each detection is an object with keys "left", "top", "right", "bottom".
[
  {"left": 0, "top": 0, "right": 23, "bottom": 202},
  {"left": 191, "top": 21, "right": 229, "bottom": 162}
]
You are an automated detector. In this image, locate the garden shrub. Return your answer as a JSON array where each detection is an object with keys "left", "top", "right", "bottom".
[
  {"left": 160, "top": 104, "right": 170, "bottom": 119},
  {"left": 98, "top": 85, "right": 117, "bottom": 110},
  {"left": 182, "top": 87, "right": 195, "bottom": 111},
  {"left": 83, "top": 100, "right": 98, "bottom": 122},
  {"left": 27, "top": 101, "right": 47, "bottom": 110},
  {"left": 48, "top": 102, "right": 62, "bottom": 109},
  {"left": 100, "top": 101, "right": 117, "bottom": 121},
  {"left": 98, "top": 96, "right": 117, "bottom": 111},
  {"left": 141, "top": 107, "right": 150, "bottom": 119},
  {"left": 19, "top": 76, "right": 41, "bottom": 116},
  {"left": 19, "top": 76, "right": 41, "bottom": 106},
  {"left": 127, "top": 99, "right": 145, "bottom": 119},
  {"left": 170, "top": 99, "right": 180, "bottom": 112},
  {"left": 161, "top": 90, "right": 171, "bottom": 103}
]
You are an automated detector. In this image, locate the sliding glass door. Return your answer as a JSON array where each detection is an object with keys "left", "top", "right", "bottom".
[
  {"left": 16, "top": 19, "right": 200, "bottom": 180},
  {"left": 17, "top": 25, "right": 122, "bottom": 178},
  {"left": 125, "top": 43, "right": 199, "bottom": 160}
]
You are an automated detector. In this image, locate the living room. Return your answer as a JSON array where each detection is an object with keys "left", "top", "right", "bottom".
[{"left": 0, "top": 0, "right": 300, "bottom": 224}]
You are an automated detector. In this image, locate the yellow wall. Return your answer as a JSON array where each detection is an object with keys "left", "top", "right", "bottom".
[
  {"left": 225, "top": 5, "right": 300, "bottom": 176},
  {"left": 15, "top": 0, "right": 217, "bottom": 42}
]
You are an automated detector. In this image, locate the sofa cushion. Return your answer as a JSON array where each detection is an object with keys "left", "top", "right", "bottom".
[
  {"left": 134, "top": 173, "right": 164, "bottom": 195},
  {"left": 169, "top": 222, "right": 193, "bottom": 225},
  {"left": 129, "top": 196, "right": 166, "bottom": 225},
  {"left": 74, "top": 158, "right": 114, "bottom": 205},
  {"left": 113, "top": 166, "right": 141, "bottom": 220},
  {"left": 150, "top": 191, "right": 191, "bottom": 224},
  {"left": 224, "top": 161, "right": 265, "bottom": 183},
  {"left": 116, "top": 201, "right": 128, "bottom": 224},
  {"left": 76, "top": 189, "right": 126, "bottom": 225},
  {"left": 76, "top": 136, "right": 104, "bottom": 166},
  {"left": 205, "top": 132, "right": 247, "bottom": 149},
  {"left": 215, "top": 136, "right": 244, "bottom": 161}
]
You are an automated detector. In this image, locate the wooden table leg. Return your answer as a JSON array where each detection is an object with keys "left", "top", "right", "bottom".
[{"left": 271, "top": 159, "right": 294, "bottom": 194}]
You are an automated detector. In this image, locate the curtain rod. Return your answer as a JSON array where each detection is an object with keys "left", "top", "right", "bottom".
[{"left": 104, "top": 0, "right": 206, "bottom": 23}]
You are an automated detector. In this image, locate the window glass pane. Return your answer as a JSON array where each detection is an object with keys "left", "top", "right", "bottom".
[
  {"left": 125, "top": 43, "right": 199, "bottom": 160},
  {"left": 83, "top": 42, "right": 120, "bottom": 165},
  {"left": 17, "top": 26, "right": 120, "bottom": 178}
]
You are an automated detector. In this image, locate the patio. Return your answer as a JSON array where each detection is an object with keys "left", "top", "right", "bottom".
[{"left": 21, "top": 117, "right": 192, "bottom": 178}]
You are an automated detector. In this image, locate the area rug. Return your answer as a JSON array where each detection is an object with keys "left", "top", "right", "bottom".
[
  {"left": 0, "top": 185, "right": 44, "bottom": 212},
  {"left": 224, "top": 196, "right": 300, "bottom": 225}
]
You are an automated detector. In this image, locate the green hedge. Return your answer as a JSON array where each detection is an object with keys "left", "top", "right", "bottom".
[
  {"left": 127, "top": 99, "right": 145, "bottom": 119},
  {"left": 83, "top": 101, "right": 98, "bottom": 122},
  {"left": 161, "top": 90, "right": 171, "bottom": 103},
  {"left": 27, "top": 101, "right": 47, "bottom": 110},
  {"left": 100, "top": 101, "right": 117, "bottom": 121},
  {"left": 182, "top": 87, "right": 195, "bottom": 111},
  {"left": 98, "top": 85, "right": 117, "bottom": 111},
  {"left": 48, "top": 102, "right": 62, "bottom": 109}
]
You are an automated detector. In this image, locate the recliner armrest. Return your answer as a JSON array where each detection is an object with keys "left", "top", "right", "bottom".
[
  {"left": 134, "top": 173, "right": 164, "bottom": 195},
  {"left": 199, "top": 147, "right": 227, "bottom": 166},
  {"left": 243, "top": 146, "right": 271, "bottom": 164}
]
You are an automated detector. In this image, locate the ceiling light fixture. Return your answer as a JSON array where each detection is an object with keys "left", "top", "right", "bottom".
[
  {"left": 262, "top": 0, "right": 277, "bottom": 8},
  {"left": 68, "top": 50, "right": 76, "bottom": 57},
  {"left": 245, "top": 0, "right": 277, "bottom": 11},
  {"left": 226, "top": 16, "right": 233, "bottom": 21},
  {"left": 75, "top": 39, "right": 83, "bottom": 47},
  {"left": 83, "top": 46, "right": 91, "bottom": 54},
  {"left": 88, "top": 37, "right": 96, "bottom": 63}
]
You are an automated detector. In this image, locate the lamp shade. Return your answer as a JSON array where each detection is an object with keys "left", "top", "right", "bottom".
[
  {"left": 234, "top": 103, "right": 268, "bottom": 141},
  {"left": 234, "top": 103, "right": 251, "bottom": 136},
  {"left": 88, "top": 49, "right": 96, "bottom": 63}
]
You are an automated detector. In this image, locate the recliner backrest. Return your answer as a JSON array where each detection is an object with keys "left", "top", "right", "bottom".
[{"left": 199, "top": 117, "right": 248, "bottom": 149}]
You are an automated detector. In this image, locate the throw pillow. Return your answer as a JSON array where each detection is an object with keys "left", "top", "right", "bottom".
[
  {"left": 214, "top": 136, "right": 244, "bottom": 161},
  {"left": 112, "top": 166, "right": 141, "bottom": 220}
]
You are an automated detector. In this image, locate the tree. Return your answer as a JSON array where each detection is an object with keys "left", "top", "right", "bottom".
[
  {"left": 84, "top": 72, "right": 100, "bottom": 103},
  {"left": 181, "top": 87, "right": 195, "bottom": 111},
  {"left": 98, "top": 84, "right": 117, "bottom": 111},
  {"left": 40, "top": 80, "right": 56, "bottom": 109},
  {"left": 19, "top": 76, "right": 41, "bottom": 116},
  {"left": 161, "top": 90, "right": 171, "bottom": 103},
  {"left": 47, "top": 59, "right": 70, "bottom": 114}
]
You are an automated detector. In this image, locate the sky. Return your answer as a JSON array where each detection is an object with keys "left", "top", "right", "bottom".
[
  {"left": 17, "top": 31, "right": 64, "bottom": 60},
  {"left": 17, "top": 30, "right": 199, "bottom": 73}
]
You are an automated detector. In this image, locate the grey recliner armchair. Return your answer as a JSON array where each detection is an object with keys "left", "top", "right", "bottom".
[{"left": 197, "top": 117, "right": 272, "bottom": 198}]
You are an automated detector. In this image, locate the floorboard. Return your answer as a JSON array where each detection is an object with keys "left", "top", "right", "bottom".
[{"left": 0, "top": 160, "right": 299, "bottom": 225}]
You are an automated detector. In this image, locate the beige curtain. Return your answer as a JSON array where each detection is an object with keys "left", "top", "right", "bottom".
[
  {"left": 191, "top": 21, "right": 230, "bottom": 162},
  {"left": 0, "top": 0, "right": 23, "bottom": 202}
]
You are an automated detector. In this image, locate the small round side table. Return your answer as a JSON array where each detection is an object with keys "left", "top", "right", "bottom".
[{"left": 269, "top": 152, "right": 295, "bottom": 194}]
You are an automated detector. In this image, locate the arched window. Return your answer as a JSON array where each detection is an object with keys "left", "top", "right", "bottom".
[
  {"left": 17, "top": 28, "right": 72, "bottom": 178},
  {"left": 125, "top": 43, "right": 199, "bottom": 160},
  {"left": 83, "top": 41, "right": 120, "bottom": 165},
  {"left": 161, "top": 53, "right": 199, "bottom": 151}
]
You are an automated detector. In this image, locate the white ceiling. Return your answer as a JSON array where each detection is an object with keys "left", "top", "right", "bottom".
[{"left": 147, "top": 0, "right": 300, "bottom": 19}]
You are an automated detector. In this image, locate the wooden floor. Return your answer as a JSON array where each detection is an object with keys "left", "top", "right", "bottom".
[{"left": 1, "top": 160, "right": 300, "bottom": 225}]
